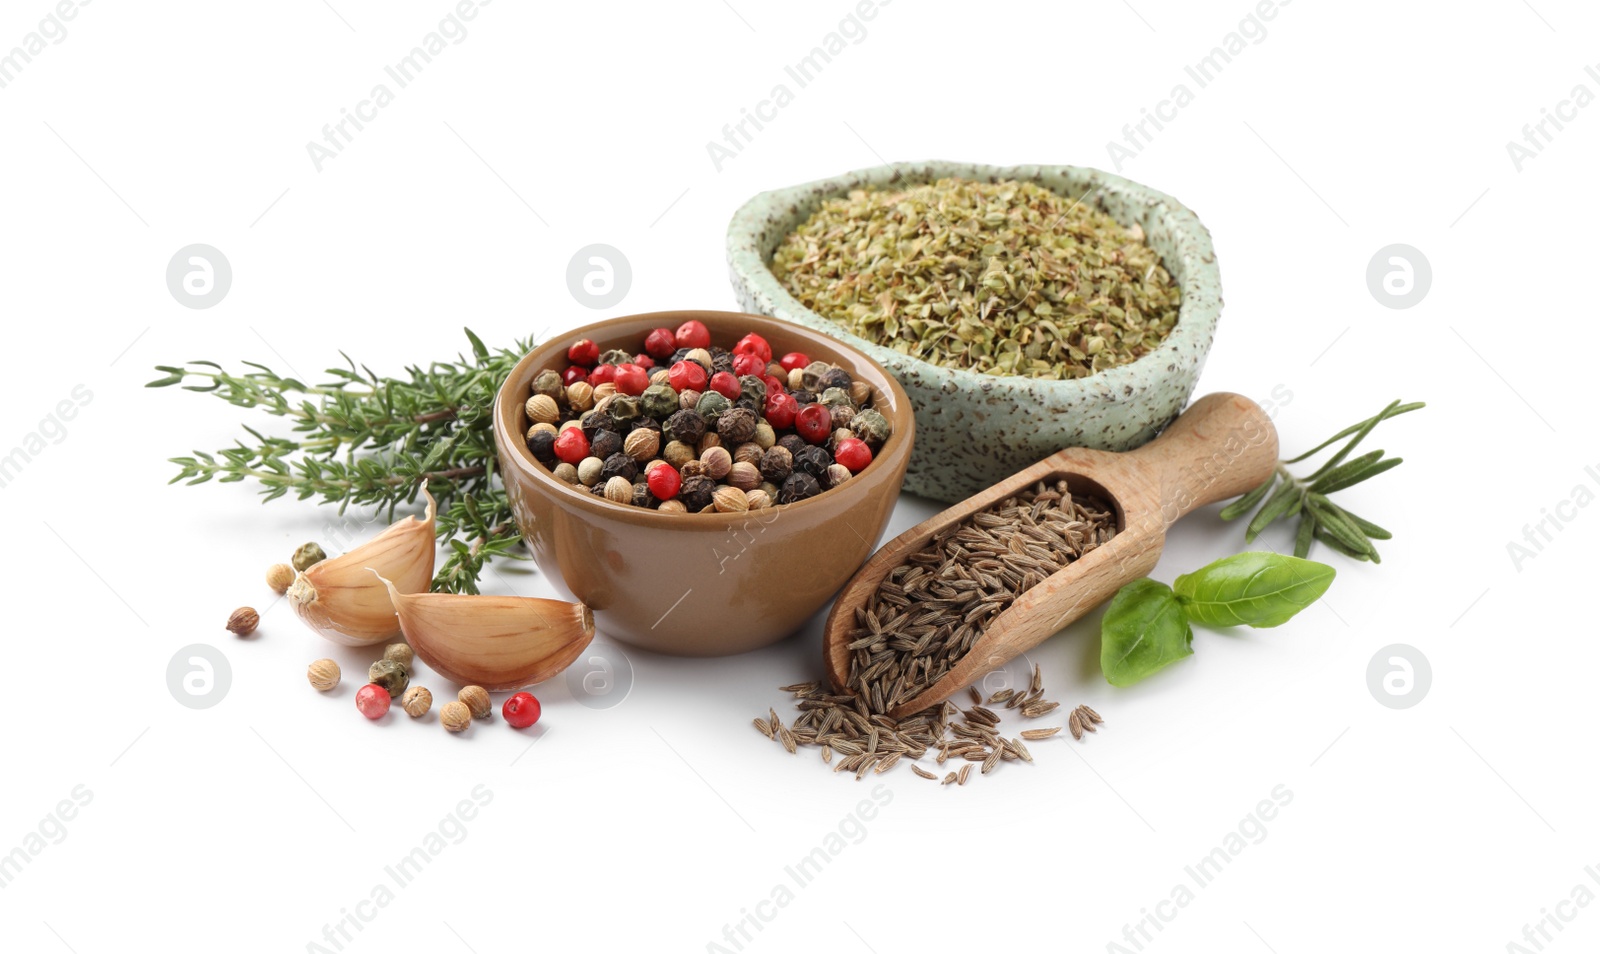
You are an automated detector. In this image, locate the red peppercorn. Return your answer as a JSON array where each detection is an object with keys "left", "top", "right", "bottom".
[
  {"left": 587, "top": 363, "right": 617, "bottom": 386},
  {"left": 567, "top": 339, "right": 600, "bottom": 367},
  {"left": 633, "top": 353, "right": 655, "bottom": 370},
  {"left": 355, "top": 684, "right": 390, "bottom": 720},
  {"left": 614, "top": 363, "right": 650, "bottom": 396},
  {"left": 553, "top": 427, "right": 590, "bottom": 464},
  {"left": 708, "top": 371, "right": 741, "bottom": 400},
  {"left": 795, "top": 403, "right": 832, "bottom": 444},
  {"left": 502, "top": 692, "right": 542, "bottom": 729},
  {"left": 647, "top": 464, "right": 681, "bottom": 500},
  {"left": 644, "top": 327, "right": 677, "bottom": 360},
  {"left": 763, "top": 374, "right": 786, "bottom": 396},
  {"left": 834, "top": 437, "right": 873, "bottom": 472},
  {"left": 764, "top": 391, "right": 798, "bottom": 429},
  {"left": 668, "top": 360, "right": 708, "bottom": 393},
  {"left": 733, "top": 333, "right": 773, "bottom": 363},
  {"left": 675, "top": 320, "right": 711, "bottom": 350},
  {"left": 561, "top": 364, "right": 588, "bottom": 386},
  {"left": 731, "top": 352, "right": 766, "bottom": 378},
  {"left": 779, "top": 352, "right": 811, "bottom": 372}
]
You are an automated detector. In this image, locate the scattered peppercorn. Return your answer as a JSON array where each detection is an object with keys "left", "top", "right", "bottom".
[
  {"left": 226, "top": 607, "right": 259, "bottom": 637},
  {"left": 440, "top": 700, "right": 472, "bottom": 732},
  {"left": 266, "top": 563, "right": 295, "bottom": 594},
  {"left": 356, "top": 684, "right": 391, "bottom": 720},
  {"left": 401, "top": 686, "right": 433, "bottom": 718},
  {"left": 292, "top": 542, "right": 327, "bottom": 572},
  {"left": 368, "top": 659, "right": 409, "bottom": 696},
  {"left": 459, "top": 685, "right": 493, "bottom": 720},
  {"left": 503, "top": 691, "right": 542, "bottom": 728},
  {"left": 307, "top": 659, "right": 341, "bottom": 691}
]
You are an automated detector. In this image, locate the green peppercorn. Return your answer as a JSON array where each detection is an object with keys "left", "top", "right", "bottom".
[
  {"left": 830, "top": 404, "right": 856, "bottom": 431},
  {"left": 608, "top": 395, "right": 641, "bottom": 427},
  {"left": 292, "top": 542, "right": 327, "bottom": 572},
  {"left": 369, "top": 658, "right": 409, "bottom": 696},
  {"left": 738, "top": 375, "right": 767, "bottom": 406},
  {"left": 640, "top": 383, "right": 678, "bottom": 419},
  {"left": 850, "top": 408, "right": 891, "bottom": 447},
  {"left": 531, "top": 369, "right": 565, "bottom": 400},
  {"left": 695, "top": 391, "right": 731, "bottom": 423},
  {"left": 819, "top": 386, "right": 854, "bottom": 409},
  {"left": 599, "top": 348, "right": 633, "bottom": 366},
  {"left": 800, "top": 361, "right": 832, "bottom": 391}
]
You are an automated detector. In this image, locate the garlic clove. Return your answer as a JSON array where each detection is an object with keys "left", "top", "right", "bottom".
[
  {"left": 288, "top": 491, "right": 437, "bottom": 646},
  {"left": 373, "top": 573, "right": 594, "bottom": 691}
]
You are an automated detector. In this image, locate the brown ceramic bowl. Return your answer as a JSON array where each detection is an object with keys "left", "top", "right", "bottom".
[{"left": 492, "top": 310, "right": 914, "bottom": 656}]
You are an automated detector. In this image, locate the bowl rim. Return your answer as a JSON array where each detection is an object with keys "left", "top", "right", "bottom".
[
  {"left": 725, "top": 160, "right": 1221, "bottom": 398},
  {"left": 492, "top": 309, "right": 915, "bottom": 527}
]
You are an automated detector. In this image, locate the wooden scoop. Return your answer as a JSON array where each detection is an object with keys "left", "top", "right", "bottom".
[{"left": 823, "top": 392, "right": 1279, "bottom": 718}]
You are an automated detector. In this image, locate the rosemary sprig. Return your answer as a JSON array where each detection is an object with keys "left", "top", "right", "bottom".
[
  {"left": 149, "top": 329, "right": 532, "bottom": 594},
  {"left": 1220, "top": 399, "right": 1424, "bottom": 563}
]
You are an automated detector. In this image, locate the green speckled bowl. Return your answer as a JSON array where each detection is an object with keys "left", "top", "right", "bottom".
[{"left": 727, "top": 161, "right": 1221, "bottom": 503}]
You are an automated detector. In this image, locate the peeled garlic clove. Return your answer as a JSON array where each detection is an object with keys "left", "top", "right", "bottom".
[
  {"left": 288, "top": 491, "right": 437, "bottom": 646},
  {"left": 373, "top": 573, "right": 594, "bottom": 691}
]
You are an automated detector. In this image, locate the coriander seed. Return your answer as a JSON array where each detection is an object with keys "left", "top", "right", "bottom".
[
  {"left": 733, "top": 442, "right": 763, "bottom": 466},
  {"left": 604, "top": 475, "right": 633, "bottom": 504},
  {"left": 825, "top": 463, "right": 852, "bottom": 488},
  {"left": 440, "top": 700, "right": 472, "bottom": 732},
  {"left": 401, "top": 686, "right": 433, "bottom": 718},
  {"left": 726, "top": 461, "right": 761, "bottom": 491},
  {"left": 292, "top": 542, "right": 327, "bottom": 572},
  {"left": 266, "top": 563, "right": 295, "bottom": 594},
  {"left": 566, "top": 381, "right": 595, "bottom": 411},
  {"left": 592, "top": 382, "right": 618, "bottom": 402},
  {"left": 525, "top": 394, "right": 560, "bottom": 425},
  {"left": 700, "top": 446, "right": 732, "bottom": 481},
  {"left": 713, "top": 486, "right": 749, "bottom": 513},
  {"left": 383, "top": 643, "right": 414, "bottom": 669},
  {"left": 226, "top": 607, "right": 259, "bottom": 637},
  {"left": 623, "top": 429, "right": 659, "bottom": 462},
  {"left": 658, "top": 499, "right": 688, "bottom": 514},
  {"left": 459, "top": 685, "right": 493, "bottom": 719},
  {"left": 746, "top": 489, "right": 774, "bottom": 510},
  {"left": 307, "top": 659, "right": 341, "bottom": 691}
]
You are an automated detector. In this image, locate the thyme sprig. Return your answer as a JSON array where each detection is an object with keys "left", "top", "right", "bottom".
[
  {"left": 149, "top": 329, "right": 532, "bottom": 593},
  {"left": 1221, "top": 399, "right": 1424, "bottom": 563}
]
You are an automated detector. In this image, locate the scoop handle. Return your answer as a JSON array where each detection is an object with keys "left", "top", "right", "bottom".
[{"left": 1128, "top": 392, "right": 1279, "bottom": 526}]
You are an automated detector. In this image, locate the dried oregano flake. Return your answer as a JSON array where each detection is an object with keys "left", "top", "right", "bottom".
[{"left": 771, "top": 177, "right": 1181, "bottom": 379}]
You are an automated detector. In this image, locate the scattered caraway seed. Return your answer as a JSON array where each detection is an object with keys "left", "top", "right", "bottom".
[
  {"left": 942, "top": 772, "right": 958, "bottom": 785},
  {"left": 957, "top": 764, "right": 972, "bottom": 785},
  {"left": 911, "top": 765, "right": 938, "bottom": 780},
  {"left": 1069, "top": 711, "right": 1084, "bottom": 740},
  {"left": 1021, "top": 727, "right": 1061, "bottom": 741}
]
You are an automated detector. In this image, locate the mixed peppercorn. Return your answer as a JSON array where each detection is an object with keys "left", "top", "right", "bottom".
[{"left": 524, "top": 320, "right": 893, "bottom": 512}]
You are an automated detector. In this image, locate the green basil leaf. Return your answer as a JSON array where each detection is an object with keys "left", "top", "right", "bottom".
[
  {"left": 1101, "top": 578, "right": 1194, "bottom": 687},
  {"left": 1173, "top": 552, "right": 1336, "bottom": 629}
]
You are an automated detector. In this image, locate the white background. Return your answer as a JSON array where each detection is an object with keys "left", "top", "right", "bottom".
[{"left": 2, "top": 1, "right": 1595, "bottom": 951}]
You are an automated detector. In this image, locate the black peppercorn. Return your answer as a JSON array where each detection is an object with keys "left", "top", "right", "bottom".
[
  {"left": 600, "top": 452, "right": 638, "bottom": 483},
  {"left": 778, "top": 472, "right": 821, "bottom": 504},
  {"left": 733, "top": 397, "right": 761, "bottom": 414},
  {"left": 664, "top": 408, "right": 706, "bottom": 445},
  {"left": 792, "top": 444, "right": 832, "bottom": 478},
  {"left": 818, "top": 368, "right": 853, "bottom": 392},
  {"left": 528, "top": 430, "right": 558, "bottom": 465},
  {"left": 631, "top": 415, "right": 662, "bottom": 435},
  {"left": 759, "top": 445, "right": 793, "bottom": 481},
  {"left": 777, "top": 433, "right": 807, "bottom": 456},
  {"left": 579, "top": 409, "right": 609, "bottom": 436},
  {"left": 631, "top": 481, "right": 654, "bottom": 508},
  {"left": 679, "top": 475, "right": 716, "bottom": 512},
  {"left": 590, "top": 428, "right": 623, "bottom": 460},
  {"left": 670, "top": 347, "right": 691, "bottom": 365},
  {"left": 792, "top": 389, "right": 817, "bottom": 405},
  {"left": 830, "top": 404, "right": 856, "bottom": 431},
  {"left": 590, "top": 481, "right": 609, "bottom": 497},
  {"left": 711, "top": 351, "right": 735, "bottom": 375},
  {"left": 717, "top": 406, "right": 757, "bottom": 444}
]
